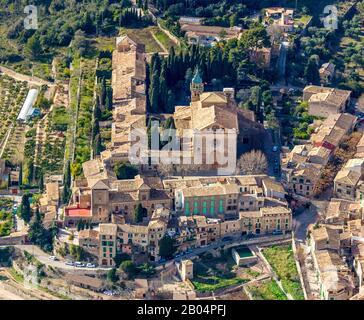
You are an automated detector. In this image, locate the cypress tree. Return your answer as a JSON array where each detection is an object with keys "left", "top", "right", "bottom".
[
  {"left": 18, "top": 163, "right": 23, "bottom": 189},
  {"left": 20, "top": 194, "right": 31, "bottom": 223},
  {"left": 38, "top": 173, "right": 44, "bottom": 192}
]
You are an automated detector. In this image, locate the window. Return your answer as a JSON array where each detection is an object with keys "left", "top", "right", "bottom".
[
  {"left": 202, "top": 202, "right": 207, "bottom": 215},
  {"left": 185, "top": 202, "right": 190, "bottom": 215},
  {"left": 194, "top": 204, "right": 199, "bottom": 215},
  {"left": 219, "top": 200, "right": 224, "bottom": 213}
]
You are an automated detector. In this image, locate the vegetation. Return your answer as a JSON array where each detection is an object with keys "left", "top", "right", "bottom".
[
  {"left": 0, "top": 0, "right": 152, "bottom": 78},
  {"left": 107, "top": 268, "right": 119, "bottom": 283},
  {"left": 159, "top": 235, "right": 176, "bottom": 259},
  {"left": 19, "top": 194, "right": 31, "bottom": 223},
  {"left": 0, "top": 198, "right": 13, "bottom": 237},
  {"left": 0, "top": 247, "right": 14, "bottom": 266},
  {"left": 113, "top": 161, "right": 139, "bottom": 180},
  {"left": 28, "top": 209, "right": 58, "bottom": 253},
  {"left": 248, "top": 279, "right": 288, "bottom": 300},
  {"left": 147, "top": 23, "right": 271, "bottom": 114},
  {"left": 236, "top": 150, "right": 268, "bottom": 175},
  {"left": 192, "top": 250, "right": 248, "bottom": 292},
  {"left": 263, "top": 245, "right": 304, "bottom": 300}
]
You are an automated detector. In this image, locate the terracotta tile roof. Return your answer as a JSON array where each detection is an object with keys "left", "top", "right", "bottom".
[
  {"left": 65, "top": 206, "right": 91, "bottom": 218},
  {"left": 79, "top": 229, "right": 99, "bottom": 239}
]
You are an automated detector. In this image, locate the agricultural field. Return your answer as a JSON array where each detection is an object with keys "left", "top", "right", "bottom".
[
  {"left": 0, "top": 74, "right": 28, "bottom": 156},
  {"left": 153, "top": 29, "right": 177, "bottom": 51},
  {"left": 119, "top": 27, "right": 166, "bottom": 53},
  {"left": 262, "top": 245, "right": 305, "bottom": 300},
  {"left": 34, "top": 85, "right": 70, "bottom": 178},
  {"left": 71, "top": 58, "right": 97, "bottom": 177}
]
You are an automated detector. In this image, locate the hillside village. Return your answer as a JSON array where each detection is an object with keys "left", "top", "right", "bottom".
[{"left": 0, "top": 0, "right": 364, "bottom": 302}]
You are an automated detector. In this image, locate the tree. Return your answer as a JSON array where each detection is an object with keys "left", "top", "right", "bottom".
[
  {"left": 18, "top": 163, "right": 23, "bottom": 188},
  {"left": 134, "top": 203, "right": 144, "bottom": 223},
  {"left": 113, "top": 161, "right": 139, "bottom": 179},
  {"left": 72, "top": 30, "right": 89, "bottom": 57},
  {"left": 25, "top": 34, "right": 42, "bottom": 59},
  {"left": 236, "top": 150, "right": 268, "bottom": 175},
  {"left": 38, "top": 173, "right": 44, "bottom": 192},
  {"left": 113, "top": 253, "right": 131, "bottom": 268},
  {"left": 159, "top": 235, "right": 176, "bottom": 259},
  {"left": 107, "top": 268, "right": 119, "bottom": 283},
  {"left": 28, "top": 208, "right": 57, "bottom": 253},
  {"left": 20, "top": 194, "right": 31, "bottom": 223},
  {"left": 120, "top": 260, "right": 137, "bottom": 279},
  {"left": 63, "top": 160, "right": 71, "bottom": 204},
  {"left": 304, "top": 57, "right": 320, "bottom": 85},
  {"left": 138, "top": 263, "right": 156, "bottom": 277}
]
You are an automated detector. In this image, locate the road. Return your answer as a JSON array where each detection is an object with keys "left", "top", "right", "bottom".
[
  {"left": 14, "top": 245, "right": 110, "bottom": 272},
  {"left": 293, "top": 200, "right": 327, "bottom": 241}
]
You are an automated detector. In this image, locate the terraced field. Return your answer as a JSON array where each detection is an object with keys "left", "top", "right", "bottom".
[{"left": 0, "top": 75, "right": 28, "bottom": 161}]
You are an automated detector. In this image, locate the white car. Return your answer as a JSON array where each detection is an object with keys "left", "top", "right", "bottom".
[
  {"left": 65, "top": 260, "right": 74, "bottom": 266},
  {"left": 86, "top": 263, "right": 96, "bottom": 268},
  {"left": 48, "top": 256, "right": 58, "bottom": 261}
]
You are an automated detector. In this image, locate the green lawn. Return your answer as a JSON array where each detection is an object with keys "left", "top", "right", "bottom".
[
  {"left": 248, "top": 280, "right": 287, "bottom": 300},
  {"left": 294, "top": 15, "right": 312, "bottom": 26},
  {"left": 153, "top": 29, "right": 176, "bottom": 51},
  {"left": 262, "top": 245, "right": 304, "bottom": 300}
]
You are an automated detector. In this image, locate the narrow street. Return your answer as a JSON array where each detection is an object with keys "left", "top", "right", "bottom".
[{"left": 293, "top": 199, "right": 327, "bottom": 241}]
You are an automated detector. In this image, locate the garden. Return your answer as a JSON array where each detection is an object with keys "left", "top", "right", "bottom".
[
  {"left": 191, "top": 250, "right": 248, "bottom": 293},
  {"left": 0, "top": 198, "right": 13, "bottom": 237},
  {"left": 247, "top": 279, "right": 287, "bottom": 300},
  {"left": 262, "top": 245, "right": 305, "bottom": 300},
  {"left": 0, "top": 75, "right": 27, "bottom": 153}
]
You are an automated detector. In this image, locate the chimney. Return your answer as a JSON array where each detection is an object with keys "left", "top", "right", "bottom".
[{"left": 223, "top": 88, "right": 235, "bottom": 107}]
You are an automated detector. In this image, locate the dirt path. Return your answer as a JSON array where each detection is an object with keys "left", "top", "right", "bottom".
[
  {"left": 151, "top": 31, "right": 168, "bottom": 55},
  {"left": 1, "top": 269, "right": 60, "bottom": 300},
  {"left": 0, "top": 282, "right": 25, "bottom": 300},
  {"left": 0, "top": 65, "right": 54, "bottom": 87}
]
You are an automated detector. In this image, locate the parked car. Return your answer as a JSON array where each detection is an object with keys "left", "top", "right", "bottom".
[
  {"left": 272, "top": 230, "right": 283, "bottom": 235},
  {"left": 65, "top": 260, "right": 74, "bottom": 266},
  {"left": 86, "top": 263, "right": 96, "bottom": 268},
  {"left": 48, "top": 256, "right": 58, "bottom": 261},
  {"left": 222, "top": 236, "right": 233, "bottom": 242},
  {"left": 75, "top": 262, "right": 85, "bottom": 267},
  {"left": 159, "top": 259, "right": 166, "bottom": 263}
]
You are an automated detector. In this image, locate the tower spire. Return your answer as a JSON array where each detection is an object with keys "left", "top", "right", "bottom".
[{"left": 190, "top": 67, "right": 204, "bottom": 102}]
